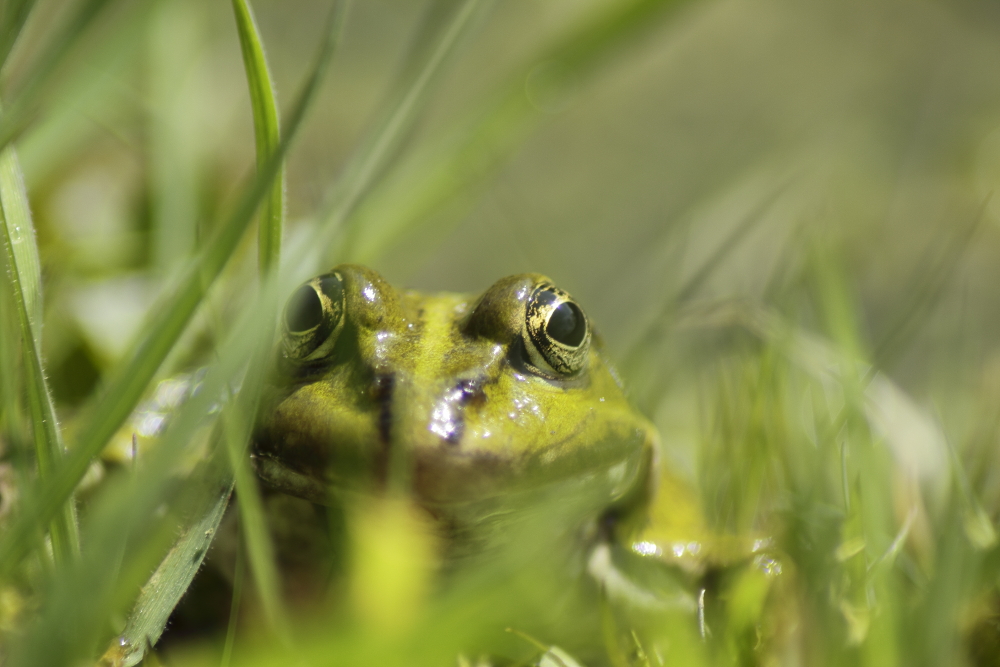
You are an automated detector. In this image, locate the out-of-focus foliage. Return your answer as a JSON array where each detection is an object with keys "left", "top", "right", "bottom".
[{"left": 3, "top": 0, "right": 1000, "bottom": 665}]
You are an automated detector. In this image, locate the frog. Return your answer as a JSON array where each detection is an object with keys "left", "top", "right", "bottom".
[
  {"left": 252, "top": 264, "right": 656, "bottom": 529},
  {"left": 251, "top": 264, "right": 785, "bottom": 662}
]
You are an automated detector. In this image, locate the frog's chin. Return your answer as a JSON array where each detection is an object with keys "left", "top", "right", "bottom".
[{"left": 251, "top": 451, "right": 332, "bottom": 504}]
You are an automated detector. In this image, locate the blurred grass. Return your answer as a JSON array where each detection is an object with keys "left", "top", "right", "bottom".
[
  {"left": 0, "top": 129, "right": 80, "bottom": 567},
  {"left": 2, "top": 0, "right": 1000, "bottom": 665}
]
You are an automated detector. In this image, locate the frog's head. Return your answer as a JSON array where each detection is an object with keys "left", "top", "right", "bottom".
[{"left": 252, "top": 265, "right": 657, "bottom": 515}]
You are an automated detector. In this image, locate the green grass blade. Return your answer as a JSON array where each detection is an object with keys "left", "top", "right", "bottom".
[
  {"left": 22, "top": 279, "right": 273, "bottom": 664},
  {"left": 220, "top": 545, "right": 245, "bottom": 667},
  {"left": 0, "top": 0, "right": 34, "bottom": 72},
  {"left": 221, "top": 388, "right": 290, "bottom": 641},
  {"left": 340, "top": 0, "right": 694, "bottom": 264},
  {"left": 0, "top": 1, "right": 348, "bottom": 579},
  {"left": 873, "top": 200, "right": 986, "bottom": 367},
  {"left": 0, "top": 233, "right": 19, "bottom": 451},
  {"left": 230, "top": 0, "right": 290, "bottom": 638},
  {"left": 103, "top": 478, "right": 234, "bottom": 667},
  {"left": 232, "top": 0, "right": 283, "bottom": 275},
  {"left": 620, "top": 180, "right": 791, "bottom": 391},
  {"left": 0, "top": 0, "right": 116, "bottom": 152},
  {"left": 15, "top": 455, "right": 231, "bottom": 665},
  {"left": 317, "top": 0, "right": 485, "bottom": 256},
  {"left": 0, "top": 146, "right": 39, "bottom": 337},
  {"left": 0, "top": 141, "right": 79, "bottom": 563},
  {"left": 78, "top": 252, "right": 315, "bottom": 664}
]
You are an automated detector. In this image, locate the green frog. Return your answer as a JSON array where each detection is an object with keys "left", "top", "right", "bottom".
[
  {"left": 251, "top": 265, "right": 783, "bottom": 660},
  {"left": 252, "top": 264, "right": 658, "bottom": 525}
]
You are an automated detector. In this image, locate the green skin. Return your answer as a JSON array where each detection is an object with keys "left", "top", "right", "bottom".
[{"left": 253, "top": 265, "right": 656, "bottom": 522}]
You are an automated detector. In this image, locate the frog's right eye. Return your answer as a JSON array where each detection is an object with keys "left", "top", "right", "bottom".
[{"left": 282, "top": 272, "right": 345, "bottom": 362}]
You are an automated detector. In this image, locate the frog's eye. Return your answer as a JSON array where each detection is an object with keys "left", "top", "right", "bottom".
[
  {"left": 523, "top": 284, "right": 591, "bottom": 376},
  {"left": 282, "top": 272, "right": 345, "bottom": 362}
]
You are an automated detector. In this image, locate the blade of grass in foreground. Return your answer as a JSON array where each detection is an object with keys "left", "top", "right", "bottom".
[
  {"left": 0, "top": 0, "right": 346, "bottom": 579},
  {"left": 233, "top": 0, "right": 283, "bottom": 274},
  {"left": 229, "top": 0, "right": 291, "bottom": 640},
  {"left": 0, "top": 230, "right": 18, "bottom": 452},
  {"left": 98, "top": 477, "right": 233, "bottom": 667},
  {"left": 81, "top": 4, "right": 347, "bottom": 662},
  {"left": 0, "top": 141, "right": 79, "bottom": 563},
  {"left": 27, "top": 274, "right": 284, "bottom": 665}
]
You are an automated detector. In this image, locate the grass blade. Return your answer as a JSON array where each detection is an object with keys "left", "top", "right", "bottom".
[
  {"left": 230, "top": 0, "right": 292, "bottom": 639},
  {"left": 339, "top": 0, "right": 694, "bottom": 264},
  {"left": 25, "top": 275, "right": 276, "bottom": 665},
  {"left": 0, "top": 0, "right": 34, "bottom": 72},
  {"left": 0, "top": 0, "right": 347, "bottom": 579},
  {"left": 317, "top": 0, "right": 486, "bottom": 256},
  {"left": 0, "top": 140, "right": 78, "bottom": 563},
  {"left": 232, "top": 0, "right": 284, "bottom": 275},
  {"left": 0, "top": 230, "right": 20, "bottom": 453},
  {"left": 620, "top": 180, "right": 791, "bottom": 386},
  {"left": 100, "top": 478, "right": 233, "bottom": 667},
  {"left": 0, "top": 0, "right": 117, "bottom": 152},
  {"left": 221, "top": 385, "right": 289, "bottom": 641},
  {"left": 21, "top": 3, "right": 349, "bottom": 661},
  {"left": 873, "top": 200, "right": 986, "bottom": 366}
]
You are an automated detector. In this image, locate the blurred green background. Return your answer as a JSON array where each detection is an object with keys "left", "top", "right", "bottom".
[
  {"left": 23, "top": 0, "right": 1000, "bottom": 411},
  {"left": 7, "top": 0, "right": 1000, "bottom": 664}
]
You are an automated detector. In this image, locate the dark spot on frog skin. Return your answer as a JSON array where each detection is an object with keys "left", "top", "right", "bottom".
[
  {"left": 457, "top": 377, "right": 485, "bottom": 404},
  {"left": 371, "top": 373, "right": 395, "bottom": 444},
  {"left": 371, "top": 373, "right": 395, "bottom": 483}
]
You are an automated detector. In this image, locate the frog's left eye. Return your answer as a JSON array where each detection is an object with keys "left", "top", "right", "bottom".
[
  {"left": 282, "top": 272, "right": 345, "bottom": 362},
  {"left": 523, "top": 283, "right": 591, "bottom": 376}
]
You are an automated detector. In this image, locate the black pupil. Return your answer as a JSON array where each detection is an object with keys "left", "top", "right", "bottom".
[
  {"left": 285, "top": 284, "right": 323, "bottom": 333},
  {"left": 546, "top": 301, "right": 586, "bottom": 347}
]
